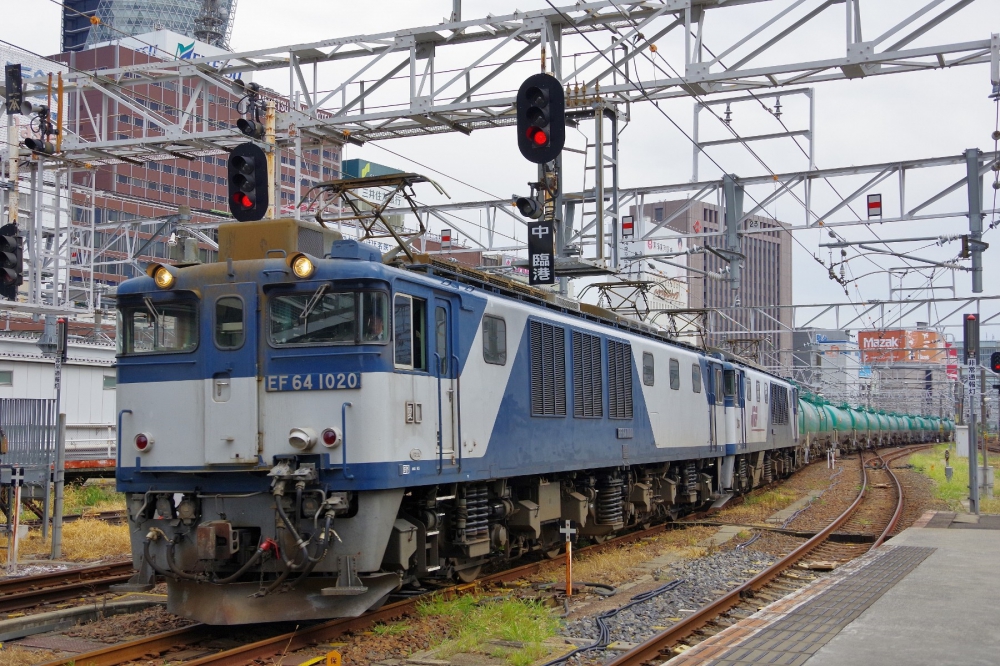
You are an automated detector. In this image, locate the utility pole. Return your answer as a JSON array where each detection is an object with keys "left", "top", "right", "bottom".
[
  {"left": 964, "top": 313, "right": 979, "bottom": 514},
  {"left": 51, "top": 317, "right": 68, "bottom": 559},
  {"left": 966, "top": 148, "right": 984, "bottom": 294},
  {"left": 265, "top": 100, "right": 277, "bottom": 219}
]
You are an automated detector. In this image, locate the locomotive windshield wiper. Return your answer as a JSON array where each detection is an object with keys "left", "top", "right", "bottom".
[
  {"left": 299, "top": 284, "right": 329, "bottom": 322},
  {"left": 143, "top": 296, "right": 163, "bottom": 323}
]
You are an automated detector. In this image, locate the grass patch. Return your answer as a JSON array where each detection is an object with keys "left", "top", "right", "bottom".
[
  {"left": 712, "top": 487, "right": 800, "bottom": 525},
  {"left": 0, "top": 518, "right": 130, "bottom": 562},
  {"left": 0, "top": 480, "right": 125, "bottom": 525},
  {"left": 909, "top": 444, "right": 1000, "bottom": 514},
  {"left": 417, "top": 595, "right": 561, "bottom": 666},
  {"left": 0, "top": 646, "right": 59, "bottom": 666},
  {"left": 371, "top": 621, "right": 410, "bottom": 637}
]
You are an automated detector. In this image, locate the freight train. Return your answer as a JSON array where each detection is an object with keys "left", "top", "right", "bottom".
[{"left": 112, "top": 217, "right": 950, "bottom": 624}]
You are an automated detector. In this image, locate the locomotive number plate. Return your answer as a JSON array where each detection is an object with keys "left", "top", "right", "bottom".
[{"left": 265, "top": 372, "right": 361, "bottom": 392}]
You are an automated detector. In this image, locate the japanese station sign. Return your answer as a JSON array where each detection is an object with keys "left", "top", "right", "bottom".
[{"left": 527, "top": 221, "right": 555, "bottom": 285}]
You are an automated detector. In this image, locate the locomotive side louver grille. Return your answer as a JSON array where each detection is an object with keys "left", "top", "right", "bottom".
[
  {"left": 608, "top": 340, "right": 633, "bottom": 419},
  {"left": 530, "top": 320, "right": 566, "bottom": 416},
  {"left": 573, "top": 331, "right": 603, "bottom": 418},
  {"left": 771, "top": 384, "right": 789, "bottom": 425}
]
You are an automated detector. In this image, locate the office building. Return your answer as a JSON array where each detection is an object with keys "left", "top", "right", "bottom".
[
  {"left": 634, "top": 200, "right": 793, "bottom": 370},
  {"left": 61, "top": 0, "right": 237, "bottom": 52}
]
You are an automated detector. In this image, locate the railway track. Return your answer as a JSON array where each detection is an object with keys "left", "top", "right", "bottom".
[
  {"left": 34, "top": 445, "right": 931, "bottom": 666},
  {"left": 0, "top": 561, "right": 135, "bottom": 614},
  {"left": 14, "top": 510, "right": 126, "bottom": 528},
  {"left": 605, "top": 444, "right": 931, "bottom": 666}
]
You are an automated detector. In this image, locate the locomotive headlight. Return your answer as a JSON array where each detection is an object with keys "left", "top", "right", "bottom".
[
  {"left": 289, "top": 253, "right": 315, "bottom": 279},
  {"left": 145, "top": 263, "right": 176, "bottom": 289},
  {"left": 134, "top": 432, "right": 154, "bottom": 452},
  {"left": 321, "top": 427, "right": 342, "bottom": 448},
  {"left": 288, "top": 427, "right": 317, "bottom": 450}
]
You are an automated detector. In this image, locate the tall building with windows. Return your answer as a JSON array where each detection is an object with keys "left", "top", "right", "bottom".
[
  {"left": 50, "top": 35, "right": 342, "bottom": 288},
  {"left": 61, "top": 0, "right": 237, "bottom": 52},
  {"left": 634, "top": 200, "right": 793, "bottom": 371}
]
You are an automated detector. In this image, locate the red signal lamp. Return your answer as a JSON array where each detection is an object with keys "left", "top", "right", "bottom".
[
  {"left": 526, "top": 127, "right": 548, "bottom": 145},
  {"left": 232, "top": 192, "right": 252, "bottom": 209}
]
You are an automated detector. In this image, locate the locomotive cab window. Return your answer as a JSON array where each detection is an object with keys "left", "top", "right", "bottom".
[
  {"left": 669, "top": 358, "right": 680, "bottom": 390},
  {"left": 118, "top": 299, "right": 198, "bottom": 355},
  {"left": 268, "top": 288, "right": 388, "bottom": 346},
  {"left": 692, "top": 364, "right": 702, "bottom": 393},
  {"left": 756, "top": 380, "right": 761, "bottom": 402},
  {"left": 214, "top": 296, "right": 244, "bottom": 349},
  {"left": 483, "top": 315, "right": 507, "bottom": 365},
  {"left": 394, "top": 294, "right": 426, "bottom": 371},
  {"left": 715, "top": 367, "right": 723, "bottom": 405}
]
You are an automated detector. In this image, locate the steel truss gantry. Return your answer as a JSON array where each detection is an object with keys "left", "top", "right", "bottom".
[
  {"left": 10, "top": 0, "right": 998, "bottom": 163},
  {"left": 1, "top": 0, "right": 997, "bottom": 321}
]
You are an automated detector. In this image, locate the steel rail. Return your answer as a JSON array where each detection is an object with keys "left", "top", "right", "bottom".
[
  {"left": 36, "top": 443, "right": 936, "bottom": 666},
  {"left": 0, "top": 561, "right": 135, "bottom": 613},
  {"left": 605, "top": 444, "right": 932, "bottom": 666},
  {"left": 35, "top": 521, "right": 674, "bottom": 666},
  {"left": 872, "top": 444, "right": 933, "bottom": 548}
]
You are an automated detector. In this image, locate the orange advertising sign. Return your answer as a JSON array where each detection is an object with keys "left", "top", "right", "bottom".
[{"left": 858, "top": 329, "right": 944, "bottom": 364}]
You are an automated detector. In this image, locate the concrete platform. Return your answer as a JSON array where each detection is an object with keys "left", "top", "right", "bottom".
[{"left": 666, "top": 512, "right": 1000, "bottom": 665}]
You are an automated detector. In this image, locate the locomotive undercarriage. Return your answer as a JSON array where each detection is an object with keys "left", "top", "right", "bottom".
[{"left": 117, "top": 449, "right": 803, "bottom": 624}]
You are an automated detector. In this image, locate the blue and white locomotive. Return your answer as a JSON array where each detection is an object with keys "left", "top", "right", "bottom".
[{"left": 114, "top": 217, "right": 816, "bottom": 624}]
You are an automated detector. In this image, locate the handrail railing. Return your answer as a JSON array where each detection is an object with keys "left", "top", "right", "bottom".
[
  {"left": 434, "top": 353, "right": 444, "bottom": 474},
  {"left": 452, "top": 353, "right": 462, "bottom": 471},
  {"left": 340, "top": 402, "right": 354, "bottom": 479},
  {"left": 116, "top": 409, "right": 132, "bottom": 469}
]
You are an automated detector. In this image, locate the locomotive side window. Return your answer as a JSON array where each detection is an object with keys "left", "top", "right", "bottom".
[
  {"left": 669, "top": 358, "right": 679, "bottom": 390},
  {"left": 692, "top": 364, "right": 702, "bottom": 393},
  {"left": 642, "top": 352, "right": 654, "bottom": 386},
  {"left": 119, "top": 300, "right": 198, "bottom": 355},
  {"left": 724, "top": 369, "right": 736, "bottom": 396},
  {"left": 715, "top": 367, "right": 723, "bottom": 405},
  {"left": 214, "top": 297, "right": 244, "bottom": 349},
  {"left": 394, "top": 294, "right": 426, "bottom": 370},
  {"left": 361, "top": 292, "right": 389, "bottom": 343},
  {"left": 483, "top": 315, "right": 507, "bottom": 365},
  {"left": 435, "top": 306, "right": 448, "bottom": 374}
]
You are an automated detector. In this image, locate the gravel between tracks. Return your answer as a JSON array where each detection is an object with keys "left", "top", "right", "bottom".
[{"left": 561, "top": 549, "right": 777, "bottom": 647}]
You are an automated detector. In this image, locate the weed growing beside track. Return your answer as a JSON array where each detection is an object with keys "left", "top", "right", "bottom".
[
  {"left": 417, "top": 595, "right": 562, "bottom": 666},
  {"left": 909, "top": 444, "right": 1000, "bottom": 513},
  {"left": 0, "top": 517, "right": 130, "bottom": 563}
]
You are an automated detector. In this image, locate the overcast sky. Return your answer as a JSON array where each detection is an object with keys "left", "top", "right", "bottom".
[{"left": 3, "top": 0, "right": 999, "bottom": 338}]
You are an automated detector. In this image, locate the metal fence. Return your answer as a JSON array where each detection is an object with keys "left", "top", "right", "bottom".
[{"left": 0, "top": 398, "right": 58, "bottom": 484}]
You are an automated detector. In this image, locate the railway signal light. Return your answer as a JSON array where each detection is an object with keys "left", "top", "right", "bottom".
[
  {"left": 227, "top": 142, "right": 269, "bottom": 222},
  {"left": 991, "top": 351, "right": 1000, "bottom": 374},
  {"left": 516, "top": 73, "right": 565, "bottom": 164},
  {"left": 515, "top": 195, "right": 543, "bottom": 219},
  {"left": 0, "top": 226, "right": 23, "bottom": 301},
  {"left": 236, "top": 117, "right": 265, "bottom": 139}
]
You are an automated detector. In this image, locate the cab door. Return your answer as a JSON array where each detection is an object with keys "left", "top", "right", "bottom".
[
  {"left": 203, "top": 283, "right": 259, "bottom": 464},
  {"left": 433, "top": 298, "right": 458, "bottom": 469},
  {"left": 706, "top": 361, "right": 720, "bottom": 451}
]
